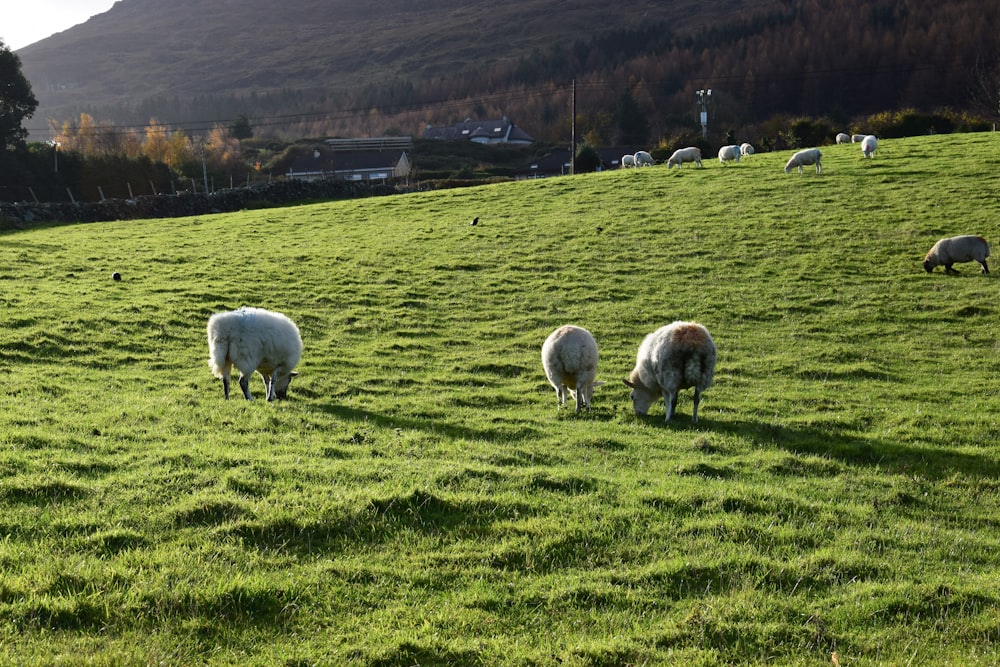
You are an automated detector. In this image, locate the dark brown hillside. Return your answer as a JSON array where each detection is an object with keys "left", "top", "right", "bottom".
[
  {"left": 18, "top": 0, "right": 772, "bottom": 125},
  {"left": 16, "top": 0, "right": 1000, "bottom": 143}
]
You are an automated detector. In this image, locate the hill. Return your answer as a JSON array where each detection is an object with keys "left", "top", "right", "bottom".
[
  {"left": 16, "top": 0, "right": 1000, "bottom": 143},
  {"left": 17, "top": 0, "right": 773, "bottom": 135},
  {"left": 1, "top": 134, "right": 1000, "bottom": 664}
]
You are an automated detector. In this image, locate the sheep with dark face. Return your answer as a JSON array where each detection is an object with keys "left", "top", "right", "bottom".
[
  {"left": 207, "top": 307, "right": 302, "bottom": 400},
  {"left": 923, "top": 235, "right": 991, "bottom": 275},
  {"left": 624, "top": 321, "right": 716, "bottom": 423},
  {"left": 542, "top": 325, "right": 602, "bottom": 412}
]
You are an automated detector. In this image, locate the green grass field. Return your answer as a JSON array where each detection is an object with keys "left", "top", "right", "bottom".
[{"left": 2, "top": 132, "right": 1000, "bottom": 666}]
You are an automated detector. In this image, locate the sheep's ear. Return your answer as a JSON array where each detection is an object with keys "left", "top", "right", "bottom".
[
  {"left": 290, "top": 372, "right": 299, "bottom": 377},
  {"left": 623, "top": 379, "right": 635, "bottom": 388}
]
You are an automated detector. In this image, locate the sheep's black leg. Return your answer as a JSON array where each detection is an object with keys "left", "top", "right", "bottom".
[
  {"left": 222, "top": 376, "right": 230, "bottom": 399},
  {"left": 979, "top": 261, "right": 989, "bottom": 274},
  {"left": 239, "top": 375, "right": 253, "bottom": 400},
  {"left": 663, "top": 391, "right": 676, "bottom": 422},
  {"left": 945, "top": 264, "right": 958, "bottom": 275},
  {"left": 692, "top": 389, "right": 701, "bottom": 423}
]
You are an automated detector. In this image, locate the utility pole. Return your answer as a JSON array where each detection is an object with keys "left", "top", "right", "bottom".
[
  {"left": 570, "top": 78, "right": 577, "bottom": 175},
  {"left": 696, "top": 88, "right": 712, "bottom": 140}
]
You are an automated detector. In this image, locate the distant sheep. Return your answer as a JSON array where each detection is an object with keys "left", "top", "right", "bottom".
[
  {"left": 836, "top": 133, "right": 851, "bottom": 144},
  {"left": 207, "top": 307, "right": 303, "bottom": 401},
  {"left": 542, "top": 325, "right": 602, "bottom": 413},
  {"left": 740, "top": 142, "right": 755, "bottom": 156},
  {"left": 620, "top": 154, "right": 636, "bottom": 169},
  {"left": 784, "top": 148, "right": 822, "bottom": 174},
  {"left": 851, "top": 134, "right": 866, "bottom": 143},
  {"left": 667, "top": 147, "right": 702, "bottom": 168},
  {"left": 923, "top": 235, "right": 991, "bottom": 275},
  {"left": 624, "top": 321, "right": 716, "bottom": 423},
  {"left": 861, "top": 135, "right": 878, "bottom": 158},
  {"left": 634, "top": 150, "right": 655, "bottom": 167},
  {"left": 718, "top": 145, "right": 741, "bottom": 164}
]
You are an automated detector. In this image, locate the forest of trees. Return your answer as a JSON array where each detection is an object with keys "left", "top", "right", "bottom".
[{"left": 63, "top": 0, "right": 1000, "bottom": 146}]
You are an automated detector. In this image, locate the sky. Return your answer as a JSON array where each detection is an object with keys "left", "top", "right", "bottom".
[{"left": 2, "top": 0, "right": 118, "bottom": 51}]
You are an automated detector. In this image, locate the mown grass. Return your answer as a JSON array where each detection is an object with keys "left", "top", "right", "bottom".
[{"left": 1, "top": 133, "right": 1000, "bottom": 665}]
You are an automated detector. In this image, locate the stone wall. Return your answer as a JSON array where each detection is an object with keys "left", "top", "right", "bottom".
[{"left": 0, "top": 178, "right": 408, "bottom": 230}]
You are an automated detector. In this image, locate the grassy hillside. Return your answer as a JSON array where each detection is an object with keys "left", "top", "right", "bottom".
[{"left": 1, "top": 133, "right": 1000, "bottom": 665}]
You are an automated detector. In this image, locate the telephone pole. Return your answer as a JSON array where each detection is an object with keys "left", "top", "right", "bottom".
[{"left": 570, "top": 78, "right": 577, "bottom": 175}]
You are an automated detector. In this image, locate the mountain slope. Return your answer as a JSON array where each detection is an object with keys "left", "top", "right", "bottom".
[
  {"left": 18, "top": 1, "right": 761, "bottom": 106},
  {"left": 17, "top": 0, "right": 774, "bottom": 132}
]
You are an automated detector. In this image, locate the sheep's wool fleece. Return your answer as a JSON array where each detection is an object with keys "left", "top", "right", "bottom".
[
  {"left": 542, "top": 326, "right": 598, "bottom": 380},
  {"left": 633, "top": 322, "right": 716, "bottom": 391},
  {"left": 207, "top": 307, "right": 302, "bottom": 377}
]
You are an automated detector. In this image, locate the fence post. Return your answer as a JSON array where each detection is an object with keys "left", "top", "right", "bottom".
[
  {"left": 66, "top": 188, "right": 76, "bottom": 204},
  {"left": 98, "top": 187, "right": 105, "bottom": 202}
]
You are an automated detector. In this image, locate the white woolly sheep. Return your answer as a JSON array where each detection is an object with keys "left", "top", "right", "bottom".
[
  {"left": 634, "top": 150, "right": 655, "bottom": 167},
  {"left": 836, "top": 133, "right": 851, "bottom": 144},
  {"left": 851, "top": 134, "right": 866, "bottom": 143},
  {"left": 623, "top": 321, "right": 716, "bottom": 423},
  {"left": 740, "top": 142, "right": 755, "bottom": 156},
  {"left": 784, "top": 148, "right": 822, "bottom": 174},
  {"left": 207, "top": 307, "right": 303, "bottom": 401},
  {"left": 620, "top": 154, "right": 636, "bottom": 169},
  {"left": 718, "top": 145, "right": 741, "bottom": 164},
  {"left": 667, "top": 147, "right": 702, "bottom": 168},
  {"left": 861, "top": 135, "right": 878, "bottom": 158},
  {"left": 923, "top": 235, "right": 991, "bottom": 275},
  {"left": 541, "top": 325, "right": 602, "bottom": 413}
]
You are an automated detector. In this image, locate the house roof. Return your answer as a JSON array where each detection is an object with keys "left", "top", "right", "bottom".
[
  {"left": 287, "top": 148, "right": 407, "bottom": 176},
  {"left": 423, "top": 117, "right": 534, "bottom": 142}
]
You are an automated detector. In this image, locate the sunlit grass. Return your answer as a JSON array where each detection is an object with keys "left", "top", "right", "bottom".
[{"left": 1, "top": 133, "right": 1000, "bottom": 664}]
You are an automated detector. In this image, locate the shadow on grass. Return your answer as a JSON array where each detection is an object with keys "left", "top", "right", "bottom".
[
  {"left": 705, "top": 416, "right": 1000, "bottom": 480},
  {"left": 314, "top": 402, "right": 542, "bottom": 444}
]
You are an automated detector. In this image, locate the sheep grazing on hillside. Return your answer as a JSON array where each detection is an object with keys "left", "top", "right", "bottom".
[
  {"left": 620, "top": 154, "right": 636, "bottom": 169},
  {"left": 541, "top": 325, "right": 602, "bottom": 413},
  {"left": 923, "top": 235, "right": 991, "bottom": 275},
  {"left": 861, "top": 135, "right": 878, "bottom": 158},
  {"left": 740, "top": 142, "right": 755, "bottom": 156},
  {"left": 207, "top": 307, "right": 303, "bottom": 401},
  {"left": 851, "top": 134, "right": 866, "bottom": 143},
  {"left": 667, "top": 147, "right": 702, "bottom": 168},
  {"left": 836, "top": 133, "right": 851, "bottom": 144},
  {"left": 624, "top": 321, "right": 716, "bottom": 423},
  {"left": 634, "top": 150, "right": 656, "bottom": 167},
  {"left": 718, "top": 145, "right": 741, "bottom": 164},
  {"left": 784, "top": 148, "right": 822, "bottom": 174}
]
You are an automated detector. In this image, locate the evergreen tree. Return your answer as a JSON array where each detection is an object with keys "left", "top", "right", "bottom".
[
  {"left": 612, "top": 89, "right": 649, "bottom": 146},
  {"left": 0, "top": 40, "right": 38, "bottom": 150}
]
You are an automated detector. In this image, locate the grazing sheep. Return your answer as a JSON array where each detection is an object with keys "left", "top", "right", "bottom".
[
  {"left": 923, "top": 235, "right": 991, "bottom": 275},
  {"left": 836, "top": 133, "right": 851, "bottom": 144},
  {"left": 623, "top": 321, "right": 716, "bottom": 423},
  {"left": 861, "top": 135, "right": 878, "bottom": 158},
  {"left": 740, "top": 142, "right": 755, "bottom": 156},
  {"left": 620, "top": 154, "right": 636, "bottom": 169},
  {"left": 718, "top": 145, "right": 742, "bottom": 164},
  {"left": 541, "top": 325, "right": 602, "bottom": 413},
  {"left": 207, "top": 307, "right": 303, "bottom": 401},
  {"left": 784, "top": 148, "right": 823, "bottom": 174},
  {"left": 851, "top": 134, "right": 866, "bottom": 143},
  {"left": 667, "top": 147, "right": 702, "bottom": 168},
  {"left": 634, "top": 150, "right": 656, "bottom": 167}
]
